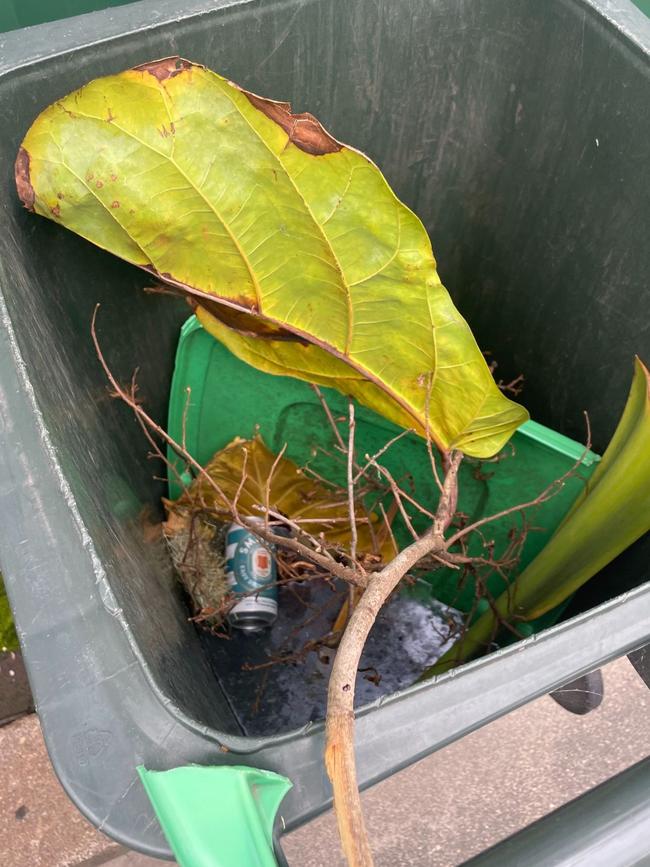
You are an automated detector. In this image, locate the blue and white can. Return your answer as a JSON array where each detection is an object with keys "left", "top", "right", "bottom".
[{"left": 225, "top": 518, "right": 278, "bottom": 632}]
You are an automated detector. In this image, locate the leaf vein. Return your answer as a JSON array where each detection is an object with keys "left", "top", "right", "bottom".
[{"left": 61, "top": 107, "right": 262, "bottom": 310}]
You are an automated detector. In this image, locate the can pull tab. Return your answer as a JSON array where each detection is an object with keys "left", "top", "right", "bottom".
[{"left": 138, "top": 764, "right": 292, "bottom": 866}]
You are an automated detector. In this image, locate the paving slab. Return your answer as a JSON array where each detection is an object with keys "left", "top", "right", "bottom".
[{"left": 0, "top": 714, "right": 121, "bottom": 866}]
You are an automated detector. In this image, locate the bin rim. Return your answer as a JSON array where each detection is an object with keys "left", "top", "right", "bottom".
[{"left": 1, "top": 0, "right": 650, "bottom": 79}]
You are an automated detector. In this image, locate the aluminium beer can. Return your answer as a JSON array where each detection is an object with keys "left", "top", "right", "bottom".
[{"left": 225, "top": 519, "right": 278, "bottom": 632}]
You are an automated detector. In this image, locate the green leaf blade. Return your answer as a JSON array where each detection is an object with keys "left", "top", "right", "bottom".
[{"left": 425, "top": 357, "right": 650, "bottom": 677}]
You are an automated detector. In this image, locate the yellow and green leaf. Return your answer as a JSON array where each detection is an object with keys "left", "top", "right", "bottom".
[{"left": 16, "top": 57, "right": 526, "bottom": 458}]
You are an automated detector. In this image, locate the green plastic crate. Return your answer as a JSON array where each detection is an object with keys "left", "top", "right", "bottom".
[{"left": 167, "top": 315, "right": 600, "bottom": 627}]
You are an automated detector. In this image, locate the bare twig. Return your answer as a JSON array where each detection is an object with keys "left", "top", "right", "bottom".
[
  {"left": 378, "top": 502, "right": 398, "bottom": 558},
  {"left": 346, "top": 401, "right": 361, "bottom": 622},
  {"left": 264, "top": 442, "right": 287, "bottom": 531},
  {"left": 352, "top": 428, "right": 414, "bottom": 484},
  {"left": 311, "top": 383, "right": 347, "bottom": 452},
  {"left": 367, "top": 458, "right": 418, "bottom": 541},
  {"left": 92, "top": 305, "right": 367, "bottom": 588},
  {"left": 375, "top": 468, "right": 436, "bottom": 521},
  {"left": 497, "top": 373, "right": 525, "bottom": 397},
  {"left": 347, "top": 400, "right": 360, "bottom": 570},
  {"left": 424, "top": 372, "right": 445, "bottom": 494},
  {"left": 446, "top": 413, "right": 591, "bottom": 549},
  {"left": 231, "top": 447, "right": 249, "bottom": 514},
  {"left": 92, "top": 305, "right": 577, "bottom": 867}
]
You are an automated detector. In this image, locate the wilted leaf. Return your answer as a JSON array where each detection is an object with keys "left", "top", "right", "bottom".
[
  {"left": 425, "top": 357, "right": 650, "bottom": 676},
  {"left": 165, "top": 435, "right": 395, "bottom": 561},
  {"left": 16, "top": 57, "right": 527, "bottom": 458}
]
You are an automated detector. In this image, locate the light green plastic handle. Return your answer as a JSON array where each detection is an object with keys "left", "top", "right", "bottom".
[{"left": 138, "top": 764, "right": 292, "bottom": 867}]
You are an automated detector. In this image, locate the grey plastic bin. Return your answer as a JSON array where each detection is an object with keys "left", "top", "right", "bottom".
[{"left": 0, "top": 0, "right": 649, "bottom": 859}]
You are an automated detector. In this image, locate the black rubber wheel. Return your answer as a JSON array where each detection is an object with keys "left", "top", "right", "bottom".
[{"left": 549, "top": 669, "right": 604, "bottom": 715}]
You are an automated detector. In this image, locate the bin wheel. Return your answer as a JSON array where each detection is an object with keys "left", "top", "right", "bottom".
[
  {"left": 628, "top": 643, "right": 650, "bottom": 690},
  {"left": 549, "top": 669, "right": 604, "bottom": 715}
]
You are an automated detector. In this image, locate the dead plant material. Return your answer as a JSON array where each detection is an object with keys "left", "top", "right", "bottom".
[{"left": 163, "top": 509, "right": 229, "bottom": 627}]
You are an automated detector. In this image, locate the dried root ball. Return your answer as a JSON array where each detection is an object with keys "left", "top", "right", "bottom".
[{"left": 163, "top": 506, "right": 229, "bottom": 626}]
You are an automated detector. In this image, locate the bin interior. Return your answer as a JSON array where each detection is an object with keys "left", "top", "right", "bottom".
[
  {"left": 165, "top": 316, "right": 602, "bottom": 733},
  {"left": 1, "top": 0, "right": 649, "bottom": 740}
]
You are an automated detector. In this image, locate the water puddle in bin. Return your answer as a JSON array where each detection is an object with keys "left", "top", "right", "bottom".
[{"left": 200, "top": 579, "right": 461, "bottom": 736}]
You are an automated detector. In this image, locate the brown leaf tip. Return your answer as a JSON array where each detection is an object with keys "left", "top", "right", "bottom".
[
  {"left": 244, "top": 92, "right": 342, "bottom": 156},
  {"left": 15, "top": 147, "right": 35, "bottom": 211},
  {"left": 134, "top": 56, "right": 193, "bottom": 82}
]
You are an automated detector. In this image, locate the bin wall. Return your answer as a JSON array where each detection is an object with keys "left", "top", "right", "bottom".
[
  {"left": 1, "top": 0, "right": 649, "bottom": 734},
  {"left": 0, "top": 4, "right": 648, "bottom": 853}
]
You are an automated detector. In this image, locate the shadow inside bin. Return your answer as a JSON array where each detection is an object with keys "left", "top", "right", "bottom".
[{"left": 200, "top": 581, "right": 461, "bottom": 736}]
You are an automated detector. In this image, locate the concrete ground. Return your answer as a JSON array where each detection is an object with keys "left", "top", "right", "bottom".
[{"left": 1, "top": 655, "right": 649, "bottom": 866}]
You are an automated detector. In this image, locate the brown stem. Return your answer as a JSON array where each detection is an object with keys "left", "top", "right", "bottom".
[
  {"left": 325, "top": 455, "right": 461, "bottom": 866},
  {"left": 347, "top": 400, "right": 360, "bottom": 570}
]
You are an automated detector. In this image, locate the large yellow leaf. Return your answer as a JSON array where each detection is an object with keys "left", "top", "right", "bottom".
[{"left": 16, "top": 57, "right": 527, "bottom": 457}]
